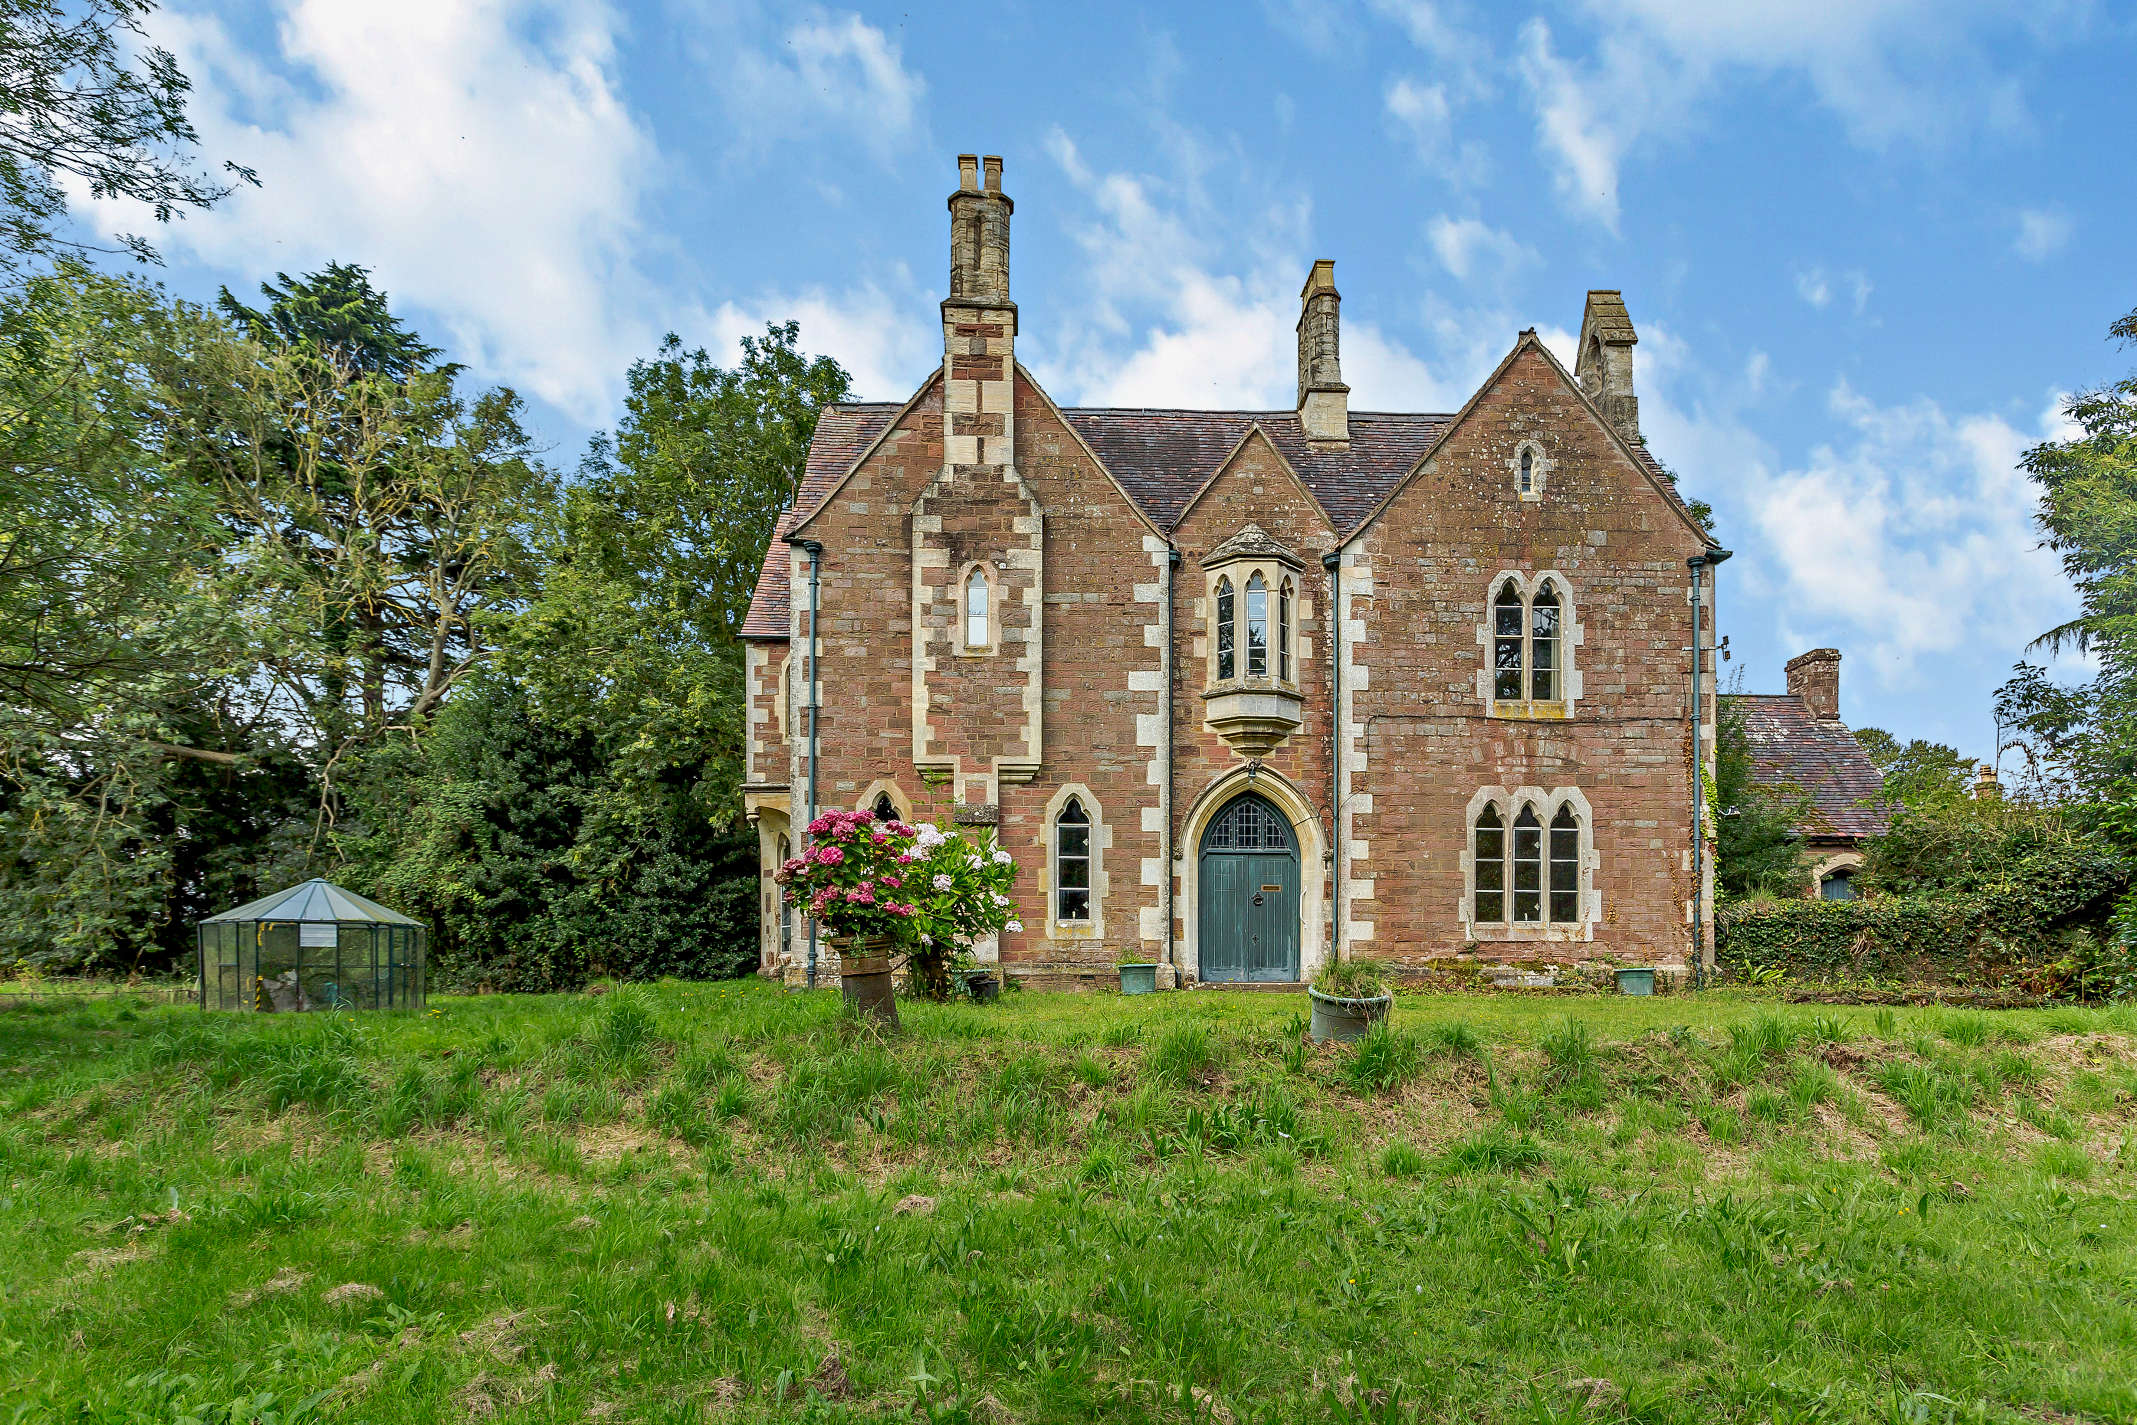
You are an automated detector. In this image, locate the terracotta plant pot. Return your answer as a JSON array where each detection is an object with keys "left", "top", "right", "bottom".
[
  {"left": 1308, "top": 987, "right": 1391, "bottom": 1043},
  {"left": 837, "top": 936, "right": 900, "bottom": 1028}
]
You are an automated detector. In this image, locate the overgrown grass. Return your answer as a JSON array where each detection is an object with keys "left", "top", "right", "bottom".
[{"left": 1, "top": 983, "right": 2133, "bottom": 1423}]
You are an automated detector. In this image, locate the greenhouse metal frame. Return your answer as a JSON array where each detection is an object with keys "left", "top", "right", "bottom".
[{"left": 196, "top": 879, "right": 427, "bottom": 1012}]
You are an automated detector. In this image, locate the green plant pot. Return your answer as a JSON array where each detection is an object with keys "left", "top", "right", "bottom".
[
  {"left": 963, "top": 970, "right": 1001, "bottom": 1004},
  {"left": 1615, "top": 967, "right": 1656, "bottom": 996},
  {"left": 1117, "top": 963, "right": 1159, "bottom": 996},
  {"left": 1309, "top": 988, "right": 1390, "bottom": 1043}
]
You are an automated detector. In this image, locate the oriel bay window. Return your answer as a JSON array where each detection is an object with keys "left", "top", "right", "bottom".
[
  {"left": 1200, "top": 524, "right": 1306, "bottom": 756},
  {"left": 1469, "top": 794, "right": 1589, "bottom": 933}
]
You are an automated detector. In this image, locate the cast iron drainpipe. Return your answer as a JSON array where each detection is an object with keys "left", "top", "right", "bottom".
[
  {"left": 1687, "top": 545, "right": 1732, "bottom": 987},
  {"left": 1162, "top": 545, "right": 1181, "bottom": 982},
  {"left": 790, "top": 537, "right": 824, "bottom": 989},
  {"left": 1322, "top": 550, "right": 1343, "bottom": 973}
]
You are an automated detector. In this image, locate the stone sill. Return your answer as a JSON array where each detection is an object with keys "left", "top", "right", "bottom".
[{"left": 1488, "top": 699, "right": 1569, "bottom": 721}]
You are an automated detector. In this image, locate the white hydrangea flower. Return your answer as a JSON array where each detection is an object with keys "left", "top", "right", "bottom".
[
  {"left": 1003, "top": 919, "right": 1022, "bottom": 934},
  {"left": 990, "top": 891, "right": 1008, "bottom": 907},
  {"left": 991, "top": 849, "right": 1012, "bottom": 865},
  {"left": 931, "top": 873, "right": 954, "bottom": 892}
]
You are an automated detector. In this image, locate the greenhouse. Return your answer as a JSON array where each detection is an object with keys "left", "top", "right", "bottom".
[{"left": 196, "top": 879, "right": 427, "bottom": 1012}]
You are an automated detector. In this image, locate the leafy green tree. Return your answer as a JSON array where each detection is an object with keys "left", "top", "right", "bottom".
[
  {"left": 1713, "top": 695, "right": 1817, "bottom": 900},
  {"left": 0, "top": 0, "right": 253, "bottom": 270},
  {"left": 1855, "top": 727, "right": 1975, "bottom": 810}
]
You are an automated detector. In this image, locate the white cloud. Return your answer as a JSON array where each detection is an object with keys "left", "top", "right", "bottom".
[
  {"left": 86, "top": 0, "right": 658, "bottom": 423},
  {"left": 1518, "top": 4, "right": 2087, "bottom": 230},
  {"left": 2013, "top": 208, "right": 2074, "bottom": 261},
  {"left": 1034, "top": 130, "right": 1491, "bottom": 413},
  {"left": 705, "top": 277, "right": 935, "bottom": 403},
  {"left": 1793, "top": 265, "right": 1874, "bottom": 314},
  {"left": 718, "top": 10, "right": 927, "bottom": 161},
  {"left": 1744, "top": 384, "right": 2075, "bottom": 682},
  {"left": 1426, "top": 215, "right": 1536, "bottom": 286}
]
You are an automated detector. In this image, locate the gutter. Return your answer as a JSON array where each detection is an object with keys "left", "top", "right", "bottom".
[{"left": 1322, "top": 549, "right": 1343, "bottom": 971}]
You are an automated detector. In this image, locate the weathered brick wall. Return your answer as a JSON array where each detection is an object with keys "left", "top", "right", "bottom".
[{"left": 1347, "top": 342, "right": 1705, "bottom": 968}]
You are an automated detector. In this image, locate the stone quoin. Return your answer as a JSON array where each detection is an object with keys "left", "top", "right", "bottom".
[{"left": 739, "top": 153, "right": 1864, "bottom": 989}]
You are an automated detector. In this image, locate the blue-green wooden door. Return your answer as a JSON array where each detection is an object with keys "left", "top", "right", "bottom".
[{"left": 1197, "top": 794, "right": 1300, "bottom": 982}]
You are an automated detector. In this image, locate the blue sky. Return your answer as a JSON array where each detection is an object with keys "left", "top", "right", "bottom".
[{"left": 87, "top": 0, "right": 2137, "bottom": 759}]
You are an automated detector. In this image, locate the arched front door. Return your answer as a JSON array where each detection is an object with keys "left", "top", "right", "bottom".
[{"left": 1197, "top": 793, "right": 1300, "bottom": 982}]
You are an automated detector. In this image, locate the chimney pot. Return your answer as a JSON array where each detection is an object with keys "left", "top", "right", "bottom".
[
  {"left": 1784, "top": 648, "right": 1842, "bottom": 721},
  {"left": 982, "top": 155, "right": 1002, "bottom": 193},
  {"left": 957, "top": 154, "right": 979, "bottom": 191}
]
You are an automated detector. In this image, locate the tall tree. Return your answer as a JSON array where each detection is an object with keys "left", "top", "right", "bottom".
[
  {"left": 1999, "top": 303, "right": 2137, "bottom": 802},
  {"left": 1855, "top": 727, "right": 1975, "bottom": 810},
  {"left": 0, "top": 0, "right": 252, "bottom": 270}
]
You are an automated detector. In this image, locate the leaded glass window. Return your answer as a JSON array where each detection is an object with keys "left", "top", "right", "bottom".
[
  {"left": 1056, "top": 798, "right": 1091, "bottom": 922},
  {"left": 1549, "top": 805, "right": 1580, "bottom": 924},
  {"left": 1278, "top": 578, "right": 1293, "bottom": 682},
  {"left": 1494, "top": 582, "right": 1524, "bottom": 701},
  {"left": 1215, "top": 577, "right": 1235, "bottom": 680},
  {"left": 1519, "top": 447, "right": 1534, "bottom": 494},
  {"left": 1246, "top": 573, "right": 1268, "bottom": 676},
  {"left": 1206, "top": 796, "right": 1290, "bottom": 850},
  {"left": 1473, "top": 805, "right": 1505, "bottom": 923},
  {"left": 1531, "top": 582, "right": 1560, "bottom": 701},
  {"left": 1512, "top": 805, "right": 1543, "bottom": 924}
]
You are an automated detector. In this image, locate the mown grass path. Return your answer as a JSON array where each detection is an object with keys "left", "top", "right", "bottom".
[{"left": 3, "top": 984, "right": 2134, "bottom": 1423}]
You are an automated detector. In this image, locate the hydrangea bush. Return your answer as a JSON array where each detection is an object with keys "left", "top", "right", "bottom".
[{"left": 775, "top": 809, "right": 1022, "bottom": 999}]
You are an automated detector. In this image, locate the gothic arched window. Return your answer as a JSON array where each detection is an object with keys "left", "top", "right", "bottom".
[
  {"left": 1549, "top": 805, "right": 1581, "bottom": 923},
  {"left": 1512, "top": 805, "right": 1544, "bottom": 923},
  {"left": 1519, "top": 447, "right": 1534, "bottom": 494},
  {"left": 873, "top": 792, "right": 898, "bottom": 822},
  {"left": 1246, "top": 573, "right": 1268, "bottom": 676},
  {"left": 1493, "top": 581, "right": 1525, "bottom": 701},
  {"left": 1215, "top": 576, "right": 1235, "bottom": 680},
  {"left": 1530, "top": 581, "right": 1561, "bottom": 701},
  {"left": 964, "top": 567, "right": 989, "bottom": 650},
  {"left": 1278, "top": 578, "right": 1293, "bottom": 682},
  {"left": 1055, "top": 797, "right": 1091, "bottom": 923},
  {"left": 1472, "top": 805, "right": 1504, "bottom": 924}
]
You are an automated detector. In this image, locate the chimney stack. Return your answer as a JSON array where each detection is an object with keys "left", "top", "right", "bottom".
[
  {"left": 1785, "top": 648, "right": 1842, "bottom": 721},
  {"left": 1296, "top": 259, "right": 1348, "bottom": 447},
  {"left": 1574, "top": 289, "right": 1639, "bottom": 444},
  {"left": 943, "top": 154, "right": 1015, "bottom": 470},
  {"left": 1973, "top": 764, "right": 2002, "bottom": 800}
]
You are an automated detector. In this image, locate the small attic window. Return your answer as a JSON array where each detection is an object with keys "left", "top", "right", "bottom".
[{"left": 1519, "top": 449, "right": 1533, "bottom": 494}]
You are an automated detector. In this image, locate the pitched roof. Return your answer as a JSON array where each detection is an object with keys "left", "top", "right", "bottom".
[
  {"left": 1724, "top": 693, "right": 1892, "bottom": 841},
  {"left": 740, "top": 390, "right": 1701, "bottom": 639},
  {"left": 201, "top": 878, "right": 420, "bottom": 925},
  {"left": 739, "top": 402, "right": 901, "bottom": 640}
]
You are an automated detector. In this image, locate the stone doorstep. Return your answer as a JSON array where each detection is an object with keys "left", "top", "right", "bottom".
[{"left": 1191, "top": 980, "right": 1305, "bottom": 993}]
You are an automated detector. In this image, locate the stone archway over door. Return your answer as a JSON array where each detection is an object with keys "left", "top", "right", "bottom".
[{"left": 1197, "top": 793, "right": 1300, "bottom": 982}]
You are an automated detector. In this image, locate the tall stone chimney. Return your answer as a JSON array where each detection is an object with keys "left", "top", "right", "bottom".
[
  {"left": 944, "top": 153, "right": 1015, "bottom": 469},
  {"left": 1786, "top": 648, "right": 1842, "bottom": 721},
  {"left": 1296, "top": 259, "right": 1348, "bottom": 447},
  {"left": 1574, "top": 289, "right": 1639, "bottom": 445}
]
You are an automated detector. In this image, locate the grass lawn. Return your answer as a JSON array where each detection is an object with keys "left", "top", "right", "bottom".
[{"left": 3, "top": 983, "right": 2135, "bottom": 1424}]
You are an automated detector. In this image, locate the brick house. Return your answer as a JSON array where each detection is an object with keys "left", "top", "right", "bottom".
[
  {"left": 1725, "top": 649, "right": 1892, "bottom": 901},
  {"left": 741, "top": 154, "right": 1734, "bottom": 988}
]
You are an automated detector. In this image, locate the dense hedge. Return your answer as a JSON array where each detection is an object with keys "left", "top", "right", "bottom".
[
  {"left": 1717, "top": 897, "right": 1998, "bottom": 983},
  {"left": 1717, "top": 893, "right": 2135, "bottom": 998}
]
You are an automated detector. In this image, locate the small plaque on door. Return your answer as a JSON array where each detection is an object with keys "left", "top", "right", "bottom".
[{"left": 1260, "top": 884, "right": 1283, "bottom": 894}]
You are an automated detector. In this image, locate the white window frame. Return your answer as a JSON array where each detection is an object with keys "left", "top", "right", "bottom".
[
  {"left": 1460, "top": 786, "right": 1597, "bottom": 942},
  {"left": 1206, "top": 561, "right": 1302, "bottom": 690},
  {"left": 1039, "top": 783, "right": 1105, "bottom": 940},
  {"left": 1479, "top": 570, "right": 1581, "bottom": 719},
  {"left": 958, "top": 562, "right": 999, "bottom": 656}
]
